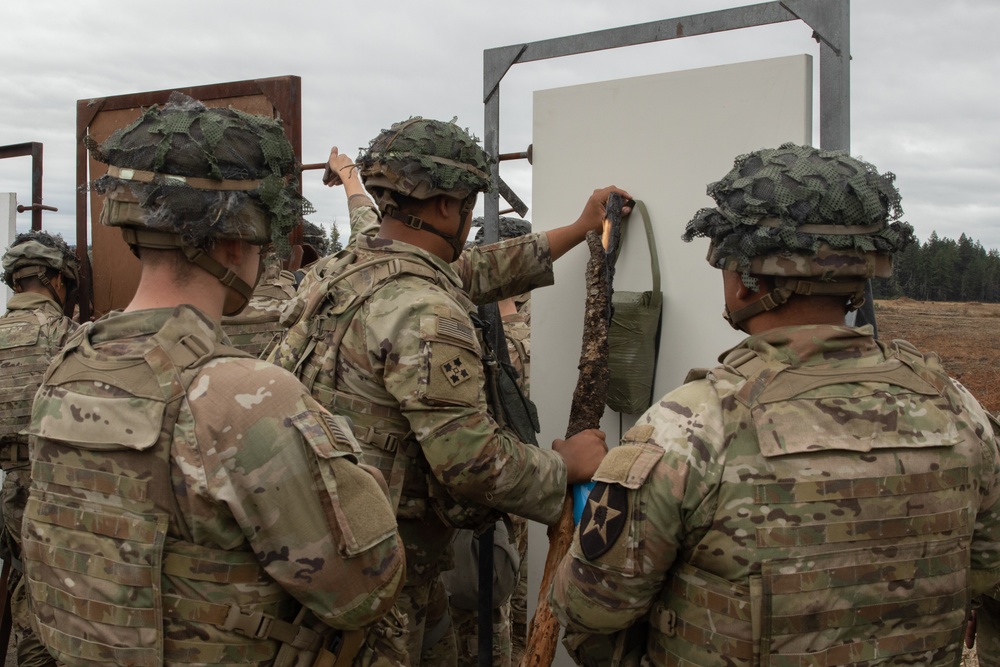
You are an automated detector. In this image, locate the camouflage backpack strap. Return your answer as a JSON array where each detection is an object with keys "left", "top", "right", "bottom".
[
  {"left": 304, "top": 254, "right": 445, "bottom": 394},
  {"left": 312, "top": 256, "right": 446, "bottom": 518},
  {"left": 270, "top": 250, "right": 393, "bottom": 384}
]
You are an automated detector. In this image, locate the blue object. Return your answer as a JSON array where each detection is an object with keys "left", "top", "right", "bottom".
[{"left": 572, "top": 481, "right": 597, "bottom": 525}]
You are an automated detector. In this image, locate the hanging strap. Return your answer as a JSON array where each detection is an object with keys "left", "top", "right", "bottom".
[{"left": 613, "top": 200, "right": 660, "bottom": 295}]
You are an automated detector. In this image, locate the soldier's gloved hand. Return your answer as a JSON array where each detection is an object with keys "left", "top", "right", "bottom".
[
  {"left": 358, "top": 463, "right": 392, "bottom": 501},
  {"left": 553, "top": 428, "right": 609, "bottom": 484}
]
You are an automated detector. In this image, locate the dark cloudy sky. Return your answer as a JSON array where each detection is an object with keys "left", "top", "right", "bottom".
[{"left": 1, "top": 0, "right": 997, "bottom": 251}]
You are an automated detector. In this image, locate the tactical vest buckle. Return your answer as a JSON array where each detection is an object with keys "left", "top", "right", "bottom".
[
  {"left": 223, "top": 604, "right": 273, "bottom": 640},
  {"left": 661, "top": 608, "right": 677, "bottom": 638}
]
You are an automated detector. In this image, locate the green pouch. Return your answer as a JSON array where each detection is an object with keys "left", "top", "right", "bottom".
[{"left": 607, "top": 201, "right": 662, "bottom": 414}]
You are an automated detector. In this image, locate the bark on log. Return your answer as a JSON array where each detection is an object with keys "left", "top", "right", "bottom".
[{"left": 521, "top": 228, "right": 613, "bottom": 667}]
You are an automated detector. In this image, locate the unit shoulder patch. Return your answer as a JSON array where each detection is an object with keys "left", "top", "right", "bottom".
[
  {"left": 579, "top": 481, "right": 628, "bottom": 561},
  {"left": 441, "top": 356, "right": 473, "bottom": 387}
]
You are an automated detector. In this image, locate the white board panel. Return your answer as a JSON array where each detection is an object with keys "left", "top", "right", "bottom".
[
  {"left": 526, "top": 55, "right": 811, "bottom": 665},
  {"left": 0, "top": 194, "right": 16, "bottom": 312}
]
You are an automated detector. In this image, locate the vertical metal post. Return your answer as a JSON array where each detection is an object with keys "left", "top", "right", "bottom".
[
  {"left": 29, "top": 143, "right": 43, "bottom": 231},
  {"left": 483, "top": 87, "right": 501, "bottom": 245},
  {"left": 817, "top": 0, "right": 850, "bottom": 151}
]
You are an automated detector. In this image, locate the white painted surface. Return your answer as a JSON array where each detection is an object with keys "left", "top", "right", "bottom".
[
  {"left": 526, "top": 55, "right": 811, "bottom": 665},
  {"left": 0, "top": 194, "right": 16, "bottom": 312}
]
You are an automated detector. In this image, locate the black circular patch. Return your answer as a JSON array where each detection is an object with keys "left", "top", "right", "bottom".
[{"left": 578, "top": 481, "right": 628, "bottom": 561}]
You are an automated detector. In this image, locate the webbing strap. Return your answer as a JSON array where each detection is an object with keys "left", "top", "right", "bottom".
[
  {"left": 162, "top": 596, "right": 321, "bottom": 650},
  {"left": 161, "top": 552, "right": 270, "bottom": 584},
  {"left": 651, "top": 604, "right": 754, "bottom": 660}
]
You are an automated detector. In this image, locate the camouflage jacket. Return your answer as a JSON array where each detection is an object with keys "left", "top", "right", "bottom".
[
  {"left": 273, "top": 221, "right": 565, "bottom": 578},
  {"left": 503, "top": 297, "right": 530, "bottom": 395},
  {"left": 551, "top": 325, "right": 1000, "bottom": 667},
  {"left": 221, "top": 268, "right": 297, "bottom": 358},
  {"left": 22, "top": 305, "right": 404, "bottom": 665},
  {"left": 0, "top": 291, "right": 77, "bottom": 451}
]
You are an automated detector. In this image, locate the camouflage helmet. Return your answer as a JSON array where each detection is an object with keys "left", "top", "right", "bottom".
[
  {"left": 471, "top": 216, "right": 531, "bottom": 245},
  {"left": 301, "top": 219, "right": 329, "bottom": 257},
  {"left": 466, "top": 215, "right": 531, "bottom": 247},
  {"left": 2, "top": 230, "right": 80, "bottom": 290},
  {"left": 682, "top": 143, "right": 914, "bottom": 320},
  {"left": 357, "top": 117, "right": 493, "bottom": 208},
  {"left": 88, "top": 92, "right": 311, "bottom": 258}
]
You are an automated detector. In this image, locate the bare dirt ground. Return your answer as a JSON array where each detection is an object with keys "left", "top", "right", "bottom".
[{"left": 875, "top": 298, "right": 1000, "bottom": 414}]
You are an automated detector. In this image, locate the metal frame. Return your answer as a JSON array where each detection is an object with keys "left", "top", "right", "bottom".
[
  {"left": 75, "top": 75, "right": 302, "bottom": 320},
  {"left": 479, "top": 0, "right": 871, "bottom": 327},
  {"left": 482, "top": 0, "right": 850, "bottom": 235},
  {"left": 0, "top": 141, "right": 48, "bottom": 230}
]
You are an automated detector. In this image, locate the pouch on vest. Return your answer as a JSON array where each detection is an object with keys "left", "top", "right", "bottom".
[
  {"left": 606, "top": 201, "right": 662, "bottom": 415},
  {"left": 473, "top": 310, "right": 539, "bottom": 445},
  {"left": 441, "top": 519, "right": 520, "bottom": 610}
]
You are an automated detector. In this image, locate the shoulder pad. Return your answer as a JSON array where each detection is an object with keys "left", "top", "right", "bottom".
[
  {"left": 592, "top": 443, "right": 663, "bottom": 490},
  {"left": 684, "top": 368, "right": 709, "bottom": 384}
]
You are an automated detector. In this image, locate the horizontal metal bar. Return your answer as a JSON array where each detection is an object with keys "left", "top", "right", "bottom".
[{"left": 486, "top": 2, "right": 796, "bottom": 66}]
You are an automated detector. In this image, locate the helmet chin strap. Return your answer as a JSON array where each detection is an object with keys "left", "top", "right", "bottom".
[
  {"left": 120, "top": 227, "right": 258, "bottom": 316},
  {"left": 12, "top": 266, "right": 65, "bottom": 308},
  {"left": 385, "top": 205, "right": 469, "bottom": 262},
  {"left": 722, "top": 276, "right": 867, "bottom": 331}
]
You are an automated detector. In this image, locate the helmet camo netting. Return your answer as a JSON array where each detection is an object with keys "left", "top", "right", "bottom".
[
  {"left": 2, "top": 230, "right": 80, "bottom": 288},
  {"left": 682, "top": 143, "right": 915, "bottom": 285},
  {"left": 357, "top": 117, "right": 493, "bottom": 206},
  {"left": 88, "top": 92, "right": 312, "bottom": 256},
  {"left": 472, "top": 216, "right": 531, "bottom": 245},
  {"left": 301, "top": 219, "right": 329, "bottom": 256}
]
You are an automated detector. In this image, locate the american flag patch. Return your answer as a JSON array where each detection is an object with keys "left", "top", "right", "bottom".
[{"left": 437, "top": 317, "right": 476, "bottom": 347}]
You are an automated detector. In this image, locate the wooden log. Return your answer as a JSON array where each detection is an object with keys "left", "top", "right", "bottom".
[{"left": 522, "top": 214, "right": 617, "bottom": 665}]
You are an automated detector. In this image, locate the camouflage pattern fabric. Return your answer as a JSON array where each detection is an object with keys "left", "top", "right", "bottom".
[
  {"left": 551, "top": 325, "right": 1000, "bottom": 667},
  {"left": 271, "top": 207, "right": 566, "bottom": 665},
  {"left": 452, "top": 596, "right": 511, "bottom": 667},
  {"left": 451, "top": 299, "right": 532, "bottom": 667},
  {"left": 357, "top": 117, "right": 493, "bottom": 203},
  {"left": 977, "top": 593, "right": 1000, "bottom": 666},
  {"left": 221, "top": 260, "right": 297, "bottom": 358},
  {"left": 0, "top": 291, "right": 77, "bottom": 667},
  {"left": 503, "top": 300, "right": 531, "bottom": 664},
  {"left": 22, "top": 305, "right": 404, "bottom": 666}
]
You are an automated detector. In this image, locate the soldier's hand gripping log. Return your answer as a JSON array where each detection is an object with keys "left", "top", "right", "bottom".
[{"left": 520, "top": 193, "right": 625, "bottom": 667}]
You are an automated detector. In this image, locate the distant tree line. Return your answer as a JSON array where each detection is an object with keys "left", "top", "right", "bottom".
[{"left": 873, "top": 232, "right": 1000, "bottom": 302}]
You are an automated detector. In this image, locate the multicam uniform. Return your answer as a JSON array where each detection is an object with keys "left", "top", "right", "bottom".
[
  {"left": 503, "top": 297, "right": 531, "bottom": 664},
  {"left": 0, "top": 291, "right": 76, "bottom": 667},
  {"left": 552, "top": 325, "right": 1000, "bottom": 667},
  {"left": 272, "top": 212, "right": 566, "bottom": 665},
  {"left": 222, "top": 261, "right": 297, "bottom": 358},
  {"left": 451, "top": 294, "right": 532, "bottom": 667},
  {"left": 23, "top": 305, "right": 405, "bottom": 666}
]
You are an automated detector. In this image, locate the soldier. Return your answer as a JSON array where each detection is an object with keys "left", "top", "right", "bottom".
[
  {"left": 272, "top": 119, "right": 629, "bottom": 665},
  {"left": 221, "top": 252, "right": 297, "bottom": 358},
  {"left": 20, "top": 93, "right": 406, "bottom": 667},
  {"left": 445, "top": 216, "right": 534, "bottom": 667},
  {"left": 0, "top": 230, "right": 79, "bottom": 667},
  {"left": 550, "top": 143, "right": 1000, "bottom": 667}
]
